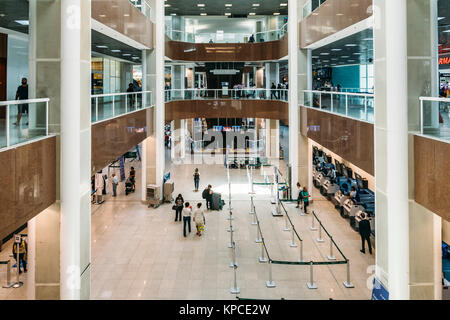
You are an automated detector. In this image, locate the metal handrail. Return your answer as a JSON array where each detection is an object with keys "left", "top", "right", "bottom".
[
  {"left": 165, "top": 88, "right": 289, "bottom": 102},
  {"left": 0, "top": 98, "right": 50, "bottom": 106},
  {"left": 418, "top": 96, "right": 450, "bottom": 137},
  {"left": 91, "top": 91, "right": 152, "bottom": 98},
  {"left": 303, "top": 89, "right": 374, "bottom": 98}
]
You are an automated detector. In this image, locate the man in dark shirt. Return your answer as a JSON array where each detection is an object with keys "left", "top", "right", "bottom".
[
  {"left": 358, "top": 212, "right": 372, "bottom": 254},
  {"left": 15, "top": 77, "right": 29, "bottom": 125},
  {"left": 202, "top": 185, "right": 213, "bottom": 210}
]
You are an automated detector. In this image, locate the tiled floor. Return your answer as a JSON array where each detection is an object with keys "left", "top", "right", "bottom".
[{"left": 91, "top": 155, "right": 375, "bottom": 300}]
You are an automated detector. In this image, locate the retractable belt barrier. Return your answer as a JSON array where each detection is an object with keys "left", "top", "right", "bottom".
[{"left": 227, "top": 164, "right": 240, "bottom": 294}]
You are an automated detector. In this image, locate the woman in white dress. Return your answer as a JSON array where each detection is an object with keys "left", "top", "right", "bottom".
[{"left": 193, "top": 203, "right": 206, "bottom": 236}]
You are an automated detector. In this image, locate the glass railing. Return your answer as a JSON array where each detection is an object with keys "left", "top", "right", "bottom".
[
  {"left": 165, "top": 88, "right": 289, "bottom": 102},
  {"left": 91, "top": 91, "right": 153, "bottom": 124},
  {"left": 420, "top": 96, "right": 450, "bottom": 141},
  {"left": 302, "top": 90, "right": 374, "bottom": 123},
  {"left": 0, "top": 98, "right": 49, "bottom": 149},
  {"left": 165, "top": 23, "right": 288, "bottom": 44},
  {"left": 129, "top": 0, "right": 151, "bottom": 19},
  {"left": 302, "top": 0, "right": 327, "bottom": 19}
]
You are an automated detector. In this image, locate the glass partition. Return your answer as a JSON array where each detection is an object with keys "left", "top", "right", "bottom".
[
  {"left": 420, "top": 97, "right": 450, "bottom": 141},
  {"left": 165, "top": 89, "right": 289, "bottom": 102}
]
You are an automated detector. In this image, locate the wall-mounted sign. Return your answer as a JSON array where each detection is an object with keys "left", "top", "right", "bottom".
[{"left": 439, "top": 57, "right": 450, "bottom": 65}]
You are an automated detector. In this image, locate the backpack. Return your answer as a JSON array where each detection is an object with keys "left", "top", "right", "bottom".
[{"left": 202, "top": 189, "right": 208, "bottom": 199}]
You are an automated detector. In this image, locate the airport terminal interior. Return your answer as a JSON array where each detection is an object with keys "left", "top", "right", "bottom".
[{"left": 0, "top": 0, "right": 449, "bottom": 301}]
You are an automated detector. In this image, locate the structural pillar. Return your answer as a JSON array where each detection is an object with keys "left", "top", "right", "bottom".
[{"left": 373, "top": 0, "right": 410, "bottom": 299}]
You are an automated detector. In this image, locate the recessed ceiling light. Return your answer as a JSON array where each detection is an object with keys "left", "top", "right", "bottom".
[
  {"left": 273, "top": 12, "right": 280, "bottom": 15},
  {"left": 249, "top": 12, "right": 256, "bottom": 16},
  {"left": 336, "top": 13, "right": 344, "bottom": 16},
  {"left": 111, "top": 49, "right": 121, "bottom": 52},
  {"left": 123, "top": 53, "right": 131, "bottom": 56},
  {"left": 438, "top": 17, "right": 445, "bottom": 21},
  {"left": 363, "top": 38, "right": 373, "bottom": 41},
  {"left": 225, "top": 4, "right": 232, "bottom": 7},
  {"left": 171, "top": 13, "right": 177, "bottom": 16},
  {"left": 14, "top": 20, "right": 29, "bottom": 25},
  {"left": 252, "top": 4, "right": 260, "bottom": 6},
  {"left": 96, "top": 45, "right": 108, "bottom": 49},
  {"left": 320, "top": 52, "right": 329, "bottom": 55},
  {"left": 197, "top": 3, "right": 205, "bottom": 7},
  {"left": 164, "top": 4, "right": 171, "bottom": 7},
  {"left": 341, "top": 56, "right": 349, "bottom": 58},
  {"left": 124, "top": 14, "right": 130, "bottom": 17},
  {"left": 0, "top": 14, "right": 5, "bottom": 17},
  {"left": 225, "top": 12, "right": 231, "bottom": 16},
  {"left": 200, "top": 13, "right": 207, "bottom": 16},
  {"left": 345, "top": 44, "right": 357, "bottom": 47},
  {"left": 280, "top": 3, "right": 288, "bottom": 6},
  {"left": 99, "top": 14, "right": 106, "bottom": 17},
  {"left": 331, "top": 48, "right": 342, "bottom": 51},
  {"left": 443, "top": 29, "right": 450, "bottom": 33}
]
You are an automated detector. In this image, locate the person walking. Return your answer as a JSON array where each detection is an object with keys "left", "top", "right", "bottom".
[
  {"left": 182, "top": 202, "right": 192, "bottom": 237},
  {"left": 12, "top": 237, "right": 28, "bottom": 274},
  {"left": 193, "top": 168, "right": 200, "bottom": 192},
  {"left": 358, "top": 213, "right": 372, "bottom": 254},
  {"left": 174, "top": 194, "right": 184, "bottom": 222},
  {"left": 270, "top": 83, "right": 277, "bottom": 100},
  {"left": 130, "top": 166, "right": 136, "bottom": 191},
  {"left": 202, "top": 185, "right": 213, "bottom": 210},
  {"left": 295, "top": 182, "right": 303, "bottom": 208},
  {"left": 300, "top": 187, "right": 311, "bottom": 214},
  {"left": 193, "top": 203, "right": 206, "bottom": 236},
  {"left": 127, "top": 83, "right": 135, "bottom": 107},
  {"left": 14, "top": 77, "right": 29, "bottom": 126},
  {"left": 112, "top": 173, "right": 119, "bottom": 197}
]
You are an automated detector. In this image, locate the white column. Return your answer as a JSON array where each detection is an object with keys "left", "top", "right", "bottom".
[
  {"left": 373, "top": 0, "right": 409, "bottom": 299},
  {"left": 60, "top": 0, "right": 91, "bottom": 300},
  {"left": 288, "top": 0, "right": 299, "bottom": 189}
]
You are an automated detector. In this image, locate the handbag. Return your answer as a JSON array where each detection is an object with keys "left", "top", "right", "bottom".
[{"left": 172, "top": 205, "right": 177, "bottom": 210}]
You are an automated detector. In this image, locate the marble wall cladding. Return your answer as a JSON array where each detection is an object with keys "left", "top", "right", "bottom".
[
  {"left": 414, "top": 135, "right": 450, "bottom": 222},
  {"left": 91, "top": 109, "right": 152, "bottom": 174},
  {"left": 299, "top": 0, "right": 373, "bottom": 48},
  {"left": 165, "top": 35, "right": 288, "bottom": 62},
  {"left": 165, "top": 100, "right": 289, "bottom": 125},
  {"left": 0, "top": 136, "right": 57, "bottom": 242},
  {"left": 300, "top": 106, "right": 374, "bottom": 175},
  {"left": 92, "top": 0, "right": 154, "bottom": 49}
]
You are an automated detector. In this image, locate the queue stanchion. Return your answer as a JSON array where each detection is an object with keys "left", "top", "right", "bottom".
[
  {"left": 229, "top": 241, "right": 238, "bottom": 268},
  {"left": 249, "top": 195, "right": 255, "bottom": 215},
  {"left": 290, "top": 228, "right": 297, "bottom": 248},
  {"left": 306, "top": 261, "right": 318, "bottom": 289},
  {"left": 309, "top": 211, "right": 318, "bottom": 231},
  {"left": 259, "top": 240, "right": 268, "bottom": 263},
  {"left": 249, "top": 166, "right": 255, "bottom": 194},
  {"left": 299, "top": 241, "right": 304, "bottom": 263},
  {"left": 1, "top": 260, "right": 14, "bottom": 288},
  {"left": 251, "top": 205, "right": 257, "bottom": 225},
  {"left": 343, "top": 260, "right": 355, "bottom": 288},
  {"left": 255, "top": 221, "right": 262, "bottom": 243},
  {"left": 316, "top": 221, "right": 325, "bottom": 243},
  {"left": 227, "top": 213, "right": 234, "bottom": 232},
  {"left": 230, "top": 260, "right": 240, "bottom": 294},
  {"left": 327, "top": 236, "right": 336, "bottom": 260},
  {"left": 283, "top": 209, "right": 290, "bottom": 231},
  {"left": 228, "top": 218, "right": 234, "bottom": 248},
  {"left": 266, "top": 260, "right": 276, "bottom": 288}
]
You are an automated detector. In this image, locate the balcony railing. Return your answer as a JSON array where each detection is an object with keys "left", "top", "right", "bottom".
[
  {"left": 165, "top": 23, "right": 288, "bottom": 44},
  {"left": 91, "top": 91, "right": 153, "bottom": 124},
  {"left": 165, "top": 88, "right": 289, "bottom": 103},
  {"left": 302, "top": 90, "right": 374, "bottom": 123},
  {"left": 302, "top": 0, "right": 327, "bottom": 19},
  {"left": 129, "top": 0, "right": 151, "bottom": 19},
  {"left": 419, "top": 96, "right": 450, "bottom": 141},
  {"left": 0, "top": 98, "right": 49, "bottom": 149}
]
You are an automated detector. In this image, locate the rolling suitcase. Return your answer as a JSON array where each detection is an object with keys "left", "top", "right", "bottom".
[{"left": 211, "top": 192, "right": 222, "bottom": 210}]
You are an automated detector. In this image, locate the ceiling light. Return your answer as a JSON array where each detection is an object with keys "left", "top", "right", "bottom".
[
  {"left": 200, "top": 13, "right": 207, "bottom": 16},
  {"left": 14, "top": 20, "right": 29, "bottom": 25},
  {"left": 225, "top": 4, "right": 232, "bottom": 7},
  {"left": 249, "top": 12, "right": 256, "bottom": 16},
  {"left": 353, "top": 52, "right": 361, "bottom": 55},
  {"left": 197, "top": 3, "right": 205, "bottom": 7},
  {"left": 336, "top": 13, "right": 344, "bottom": 16},
  {"left": 363, "top": 38, "right": 373, "bottom": 41},
  {"left": 438, "top": 17, "right": 445, "bottom": 21},
  {"left": 111, "top": 49, "right": 121, "bottom": 52},
  {"left": 345, "top": 44, "right": 357, "bottom": 47},
  {"left": 320, "top": 52, "right": 329, "bottom": 55},
  {"left": 331, "top": 48, "right": 342, "bottom": 51},
  {"left": 164, "top": 4, "right": 171, "bottom": 7},
  {"left": 225, "top": 13, "right": 231, "bottom": 16},
  {"left": 273, "top": 12, "right": 280, "bottom": 15},
  {"left": 124, "top": 14, "right": 130, "bottom": 17},
  {"left": 96, "top": 45, "right": 108, "bottom": 49},
  {"left": 0, "top": 14, "right": 5, "bottom": 17},
  {"left": 252, "top": 4, "right": 260, "bottom": 6},
  {"left": 171, "top": 13, "right": 177, "bottom": 16},
  {"left": 280, "top": 3, "right": 288, "bottom": 6},
  {"left": 341, "top": 56, "right": 349, "bottom": 58},
  {"left": 123, "top": 53, "right": 132, "bottom": 56},
  {"left": 443, "top": 30, "right": 450, "bottom": 33},
  {"left": 99, "top": 14, "right": 106, "bottom": 17}
]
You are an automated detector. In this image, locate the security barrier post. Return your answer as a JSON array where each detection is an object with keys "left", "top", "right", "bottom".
[
  {"left": 327, "top": 236, "right": 336, "bottom": 260},
  {"left": 299, "top": 241, "right": 304, "bottom": 262},
  {"left": 306, "top": 261, "right": 318, "bottom": 289},
  {"left": 249, "top": 196, "right": 255, "bottom": 215},
  {"left": 266, "top": 261, "right": 276, "bottom": 288},
  {"left": 12, "top": 235, "right": 23, "bottom": 288},
  {"left": 283, "top": 211, "right": 290, "bottom": 232},
  {"left": 309, "top": 213, "right": 317, "bottom": 231},
  {"left": 251, "top": 207, "right": 257, "bottom": 225},
  {"left": 230, "top": 263, "right": 240, "bottom": 294},
  {"left": 228, "top": 220, "right": 234, "bottom": 248},
  {"left": 259, "top": 241, "right": 268, "bottom": 263},
  {"left": 290, "top": 228, "right": 297, "bottom": 248},
  {"left": 316, "top": 222, "right": 324, "bottom": 243},
  {"left": 343, "top": 260, "right": 355, "bottom": 288},
  {"left": 229, "top": 242, "right": 238, "bottom": 268},
  {"left": 255, "top": 222, "right": 262, "bottom": 243}
]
